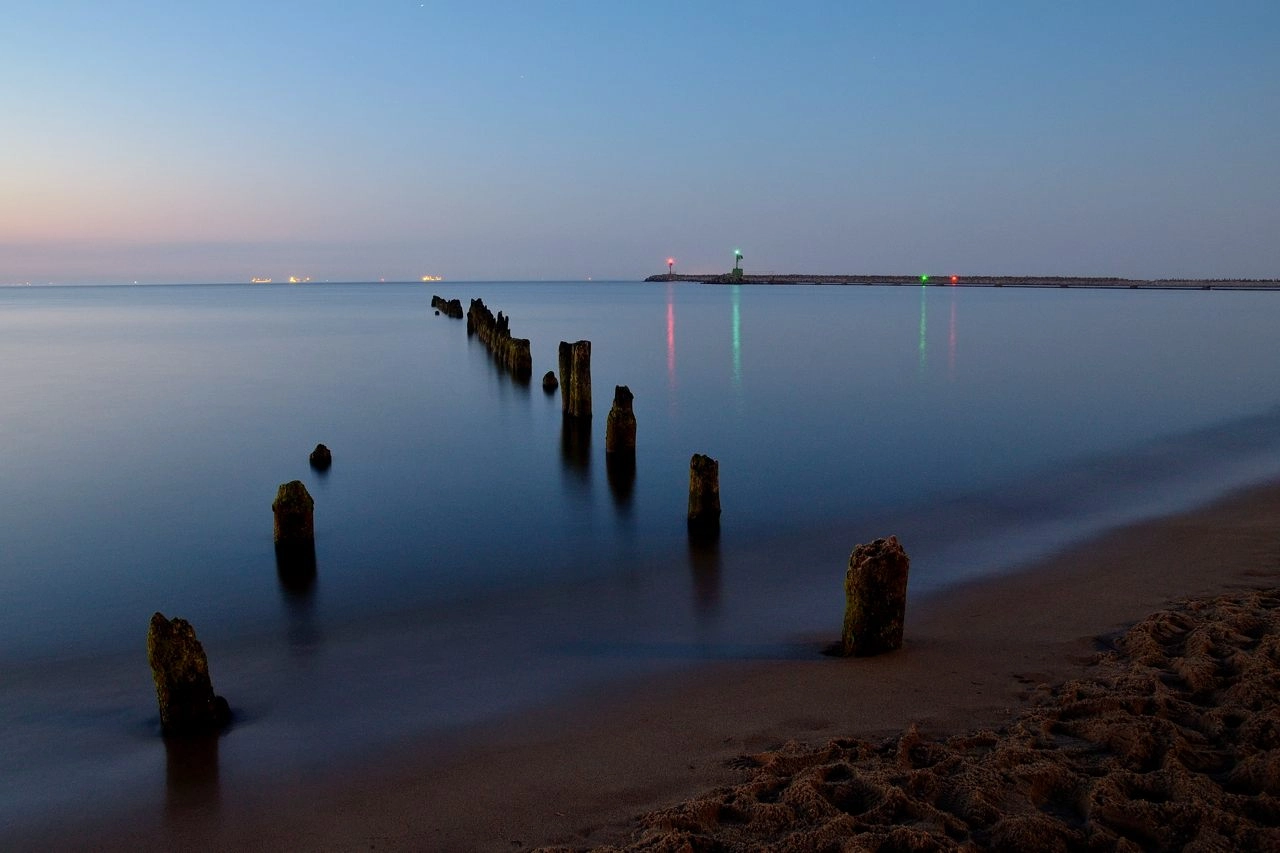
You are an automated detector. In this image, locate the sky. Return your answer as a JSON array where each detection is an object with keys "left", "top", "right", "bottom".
[{"left": 3, "top": 1, "right": 1279, "bottom": 283}]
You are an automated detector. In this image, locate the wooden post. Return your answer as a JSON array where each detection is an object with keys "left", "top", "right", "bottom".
[
  {"left": 687, "top": 453, "right": 721, "bottom": 531},
  {"left": 273, "top": 480, "right": 314, "bottom": 546},
  {"left": 841, "top": 536, "right": 910, "bottom": 656},
  {"left": 558, "top": 340, "right": 592, "bottom": 418},
  {"left": 147, "top": 613, "right": 230, "bottom": 734},
  {"left": 604, "top": 385, "right": 636, "bottom": 456}
]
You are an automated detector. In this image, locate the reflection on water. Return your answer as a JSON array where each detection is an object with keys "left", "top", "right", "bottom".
[
  {"left": 276, "top": 546, "right": 320, "bottom": 660},
  {"left": 275, "top": 542, "right": 317, "bottom": 585},
  {"left": 918, "top": 284, "right": 928, "bottom": 376},
  {"left": 687, "top": 526, "right": 722, "bottom": 618},
  {"left": 164, "top": 734, "right": 220, "bottom": 822},
  {"left": 560, "top": 414, "right": 592, "bottom": 493},
  {"left": 731, "top": 284, "right": 743, "bottom": 394},
  {"left": 606, "top": 454, "right": 636, "bottom": 512},
  {"left": 949, "top": 287, "right": 958, "bottom": 380},
  {"left": 666, "top": 283, "right": 677, "bottom": 403}
]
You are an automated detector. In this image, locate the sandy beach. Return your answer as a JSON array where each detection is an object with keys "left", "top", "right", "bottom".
[
  {"left": 18, "top": 479, "right": 1280, "bottom": 851},
  {"left": 584, "top": 586, "right": 1280, "bottom": 851}
]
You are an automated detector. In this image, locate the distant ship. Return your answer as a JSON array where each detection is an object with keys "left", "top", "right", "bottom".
[
  {"left": 250, "top": 277, "right": 272, "bottom": 284},
  {"left": 421, "top": 275, "right": 444, "bottom": 282}
]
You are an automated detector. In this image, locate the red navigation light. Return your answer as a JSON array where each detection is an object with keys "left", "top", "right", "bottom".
[
  {"left": 950, "top": 275, "right": 958, "bottom": 283},
  {"left": 667, "top": 258, "right": 675, "bottom": 265}
]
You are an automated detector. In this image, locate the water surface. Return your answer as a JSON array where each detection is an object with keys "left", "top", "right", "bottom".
[{"left": 4, "top": 281, "right": 1280, "bottom": 833}]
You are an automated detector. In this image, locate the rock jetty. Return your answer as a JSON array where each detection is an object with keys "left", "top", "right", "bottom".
[
  {"left": 147, "top": 612, "right": 231, "bottom": 735},
  {"left": 643, "top": 273, "right": 1280, "bottom": 290},
  {"left": 558, "top": 340, "right": 592, "bottom": 418},
  {"left": 431, "top": 295, "right": 463, "bottom": 318},
  {"left": 841, "top": 536, "right": 909, "bottom": 657},
  {"left": 467, "top": 298, "right": 533, "bottom": 380}
]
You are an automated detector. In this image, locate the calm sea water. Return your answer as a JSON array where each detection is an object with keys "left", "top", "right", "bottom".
[{"left": 4, "top": 280, "right": 1280, "bottom": 833}]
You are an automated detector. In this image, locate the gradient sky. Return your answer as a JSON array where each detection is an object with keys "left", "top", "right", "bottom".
[{"left": 4, "top": 1, "right": 1279, "bottom": 283}]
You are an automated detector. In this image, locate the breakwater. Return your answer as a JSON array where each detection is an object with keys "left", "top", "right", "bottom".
[{"left": 644, "top": 273, "right": 1280, "bottom": 290}]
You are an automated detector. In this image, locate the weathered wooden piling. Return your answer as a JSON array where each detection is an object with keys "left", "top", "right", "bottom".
[
  {"left": 604, "top": 385, "right": 636, "bottom": 455},
  {"left": 430, "top": 295, "right": 463, "bottom": 318},
  {"left": 840, "top": 536, "right": 910, "bottom": 657},
  {"left": 466, "top": 298, "right": 533, "bottom": 379},
  {"left": 542, "top": 370, "right": 559, "bottom": 393},
  {"left": 147, "top": 613, "right": 231, "bottom": 735},
  {"left": 558, "top": 340, "right": 592, "bottom": 418},
  {"left": 309, "top": 443, "right": 331, "bottom": 470},
  {"left": 272, "top": 480, "right": 314, "bottom": 545},
  {"left": 687, "top": 453, "right": 721, "bottom": 530}
]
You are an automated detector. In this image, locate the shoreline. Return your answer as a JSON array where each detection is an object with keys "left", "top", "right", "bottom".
[
  {"left": 18, "top": 479, "right": 1280, "bottom": 851},
  {"left": 593, "top": 585, "right": 1280, "bottom": 850}
]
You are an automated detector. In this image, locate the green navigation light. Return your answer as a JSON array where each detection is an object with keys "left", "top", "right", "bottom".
[{"left": 921, "top": 275, "right": 929, "bottom": 283}]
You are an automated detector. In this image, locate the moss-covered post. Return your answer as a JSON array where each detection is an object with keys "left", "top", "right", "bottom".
[
  {"left": 273, "top": 480, "right": 314, "bottom": 546},
  {"left": 558, "top": 340, "right": 592, "bottom": 419},
  {"left": 687, "top": 453, "right": 721, "bottom": 531},
  {"left": 604, "top": 385, "right": 636, "bottom": 456},
  {"left": 147, "top": 613, "right": 231, "bottom": 735},
  {"left": 841, "top": 536, "right": 910, "bottom": 657}
]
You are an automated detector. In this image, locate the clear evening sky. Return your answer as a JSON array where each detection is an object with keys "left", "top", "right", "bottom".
[{"left": 4, "top": 1, "right": 1278, "bottom": 284}]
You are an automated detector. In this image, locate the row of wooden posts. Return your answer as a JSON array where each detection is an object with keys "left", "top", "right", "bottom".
[
  {"left": 438, "top": 296, "right": 907, "bottom": 657},
  {"left": 144, "top": 297, "right": 908, "bottom": 737}
]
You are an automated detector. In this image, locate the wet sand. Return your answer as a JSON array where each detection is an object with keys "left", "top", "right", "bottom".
[{"left": 19, "top": 480, "right": 1280, "bottom": 851}]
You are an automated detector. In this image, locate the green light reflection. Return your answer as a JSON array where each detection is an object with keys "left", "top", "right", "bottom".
[
  {"left": 731, "top": 284, "right": 742, "bottom": 390},
  {"left": 918, "top": 284, "right": 928, "bottom": 376}
]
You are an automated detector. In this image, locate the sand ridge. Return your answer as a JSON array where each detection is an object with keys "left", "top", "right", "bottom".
[{"left": 565, "top": 590, "right": 1280, "bottom": 852}]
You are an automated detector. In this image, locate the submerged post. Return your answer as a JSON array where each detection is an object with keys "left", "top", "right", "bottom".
[
  {"left": 604, "top": 385, "right": 636, "bottom": 456},
  {"left": 147, "top": 613, "right": 231, "bottom": 735},
  {"left": 558, "top": 340, "right": 592, "bottom": 418},
  {"left": 687, "top": 453, "right": 720, "bottom": 531},
  {"left": 273, "top": 480, "right": 314, "bottom": 546},
  {"left": 309, "top": 443, "right": 332, "bottom": 471},
  {"left": 840, "top": 536, "right": 910, "bottom": 657}
]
